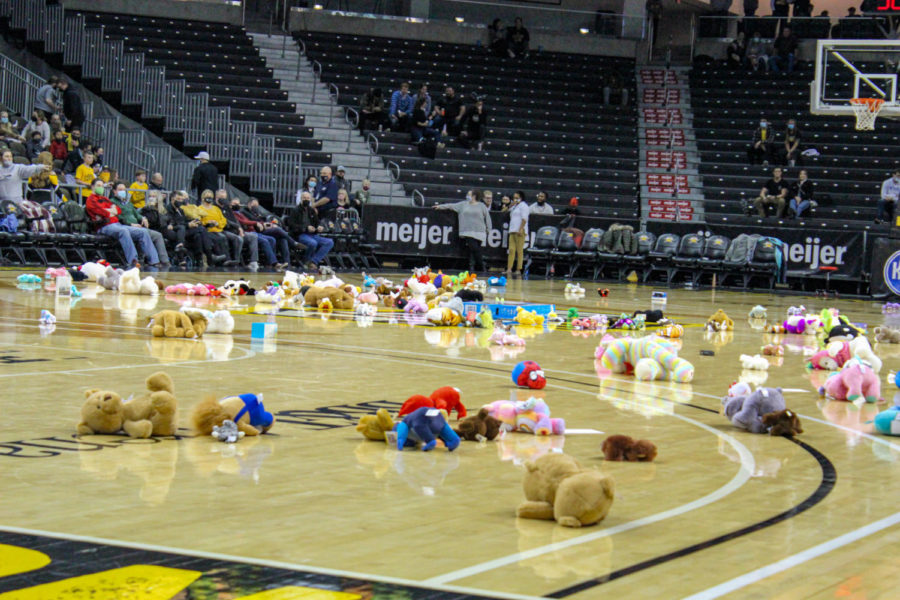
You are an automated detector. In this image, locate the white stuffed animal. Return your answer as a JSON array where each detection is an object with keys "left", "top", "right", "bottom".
[
  {"left": 180, "top": 307, "right": 235, "bottom": 334},
  {"left": 79, "top": 261, "right": 108, "bottom": 282},
  {"left": 118, "top": 267, "right": 159, "bottom": 295},
  {"left": 740, "top": 354, "right": 770, "bottom": 371}
]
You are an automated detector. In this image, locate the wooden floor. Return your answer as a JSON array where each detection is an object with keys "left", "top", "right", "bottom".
[{"left": 1, "top": 268, "right": 899, "bottom": 600}]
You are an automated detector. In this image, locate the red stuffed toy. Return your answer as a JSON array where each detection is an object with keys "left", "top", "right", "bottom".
[{"left": 398, "top": 386, "right": 466, "bottom": 419}]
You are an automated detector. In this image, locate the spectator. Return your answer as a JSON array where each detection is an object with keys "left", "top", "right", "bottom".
[
  {"left": 500, "top": 195, "right": 511, "bottom": 211},
  {"left": 286, "top": 191, "right": 334, "bottom": 272},
  {"left": 214, "top": 189, "right": 255, "bottom": 269},
  {"left": 24, "top": 131, "right": 44, "bottom": 162},
  {"left": 99, "top": 165, "right": 113, "bottom": 184},
  {"left": 334, "top": 165, "right": 351, "bottom": 193},
  {"left": 129, "top": 169, "right": 149, "bottom": 209},
  {"left": 745, "top": 34, "right": 769, "bottom": 72},
  {"left": 754, "top": 167, "right": 789, "bottom": 217},
  {"left": 352, "top": 178, "right": 370, "bottom": 214},
  {"left": 646, "top": 0, "right": 663, "bottom": 45},
  {"left": 58, "top": 80, "right": 85, "bottom": 130},
  {"left": 416, "top": 83, "right": 433, "bottom": 119},
  {"left": 313, "top": 165, "right": 339, "bottom": 218},
  {"left": 33, "top": 76, "right": 59, "bottom": 120},
  {"left": 743, "top": 0, "right": 758, "bottom": 15},
  {"left": 877, "top": 168, "right": 900, "bottom": 224},
  {"left": 149, "top": 172, "right": 165, "bottom": 191},
  {"left": 788, "top": 169, "right": 815, "bottom": 218},
  {"left": 727, "top": 35, "right": 746, "bottom": 69},
  {"left": 27, "top": 151, "right": 59, "bottom": 201},
  {"left": 0, "top": 149, "right": 50, "bottom": 205},
  {"left": 170, "top": 190, "right": 224, "bottom": 267},
  {"left": 488, "top": 19, "right": 508, "bottom": 57},
  {"left": 191, "top": 151, "right": 218, "bottom": 200},
  {"left": 336, "top": 188, "right": 360, "bottom": 222},
  {"left": 771, "top": 27, "right": 798, "bottom": 73},
  {"left": 22, "top": 111, "right": 50, "bottom": 149},
  {"left": 299, "top": 174, "right": 317, "bottom": 201},
  {"left": 85, "top": 178, "right": 158, "bottom": 268},
  {"left": 433, "top": 190, "right": 492, "bottom": 274},
  {"left": 438, "top": 85, "right": 466, "bottom": 137},
  {"left": 602, "top": 70, "right": 629, "bottom": 106},
  {"left": 48, "top": 114, "right": 65, "bottom": 137},
  {"left": 50, "top": 130, "right": 68, "bottom": 163},
  {"left": 506, "top": 191, "right": 529, "bottom": 277},
  {"left": 93, "top": 146, "right": 105, "bottom": 168},
  {"left": 794, "top": 0, "right": 813, "bottom": 17},
  {"left": 747, "top": 117, "right": 775, "bottom": 165},
  {"left": 459, "top": 95, "right": 487, "bottom": 151},
  {"left": 111, "top": 180, "right": 170, "bottom": 267},
  {"left": 241, "top": 196, "right": 295, "bottom": 267},
  {"left": 530, "top": 191, "right": 554, "bottom": 215},
  {"left": 781, "top": 119, "right": 802, "bottom": 167},
  {"left": 196, "top": 190, "right": 234, "bottom": 264},
  {"left": 228, "top": 196, "right": 277, "bottom": 271},
  {"left": 141, "top": 190, "right": 179, "bottom": 259},
  {"left": 75, "top": 151, "right": 97, "bottom": 198},
  {"left": 772, "top": 0, "right": 790, "bottom": 18},
  {"left": 507, "top": 17, "right": 530, "bottom": 58},
  {"left": 483, "top": 190, "right": 495, "bottom": 211},
  {"left": 0, "top": 111, "right": 24, "bottom": 144},
  {"left": 359, "top": 88, "right": 389, "bottom": 132},
  {"left": 66, "top": 127, "right": 81, "bottom": 152},
  {"left": 411, "top": 96, "right": 444, "bottom": 146},
  {"left": 62, "top": 137, "right": 82, "bottom": 178},
  {"left": 389, "top": 82, "right": 414, "bottom": 133}
]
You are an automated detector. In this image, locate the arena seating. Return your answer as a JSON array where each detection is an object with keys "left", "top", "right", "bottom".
[
  {"left": 299, "top": 32, "right": 640, "bottom": 218},
  {"left": 691, "top": 57, "right": 900, "bottom": 231}
]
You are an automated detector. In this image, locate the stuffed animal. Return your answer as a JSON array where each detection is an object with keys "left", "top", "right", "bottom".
[
  {"left": 512, "top": 360, "right": 547, "bottom": 389},
  {"left": 819, "top": 359, "right": 881, "bottom": 403},
  {"left": 722, "top": 387, "right": 786, "bottom": 433},
  {"left": 601, "top": 435, "right": 657, "bottom": 462},
  {"left": 633, "top": 309, "right": 665, "bottom": 323},
  {"left": 148, "top": 309, "right": 207, "bottom": 339},
  {"left": 97, "top": 266, "right": 124, "bottom": 290},
  {"left": 454, "top": 407, "right": 503, "bottom": 441},
  {"left": 824, "top": 324, "right": 858, "bottom": 344},
  {"left": 872, "top": 406, "right": 900, "bottom": 435},
  {"left": 39, "top": 309, "right": 56, "bottom": 324},
  {"left": 807, "top": 341, "right": 852, "bottom": 370},
  {"left": 883, "top": 302, "right": 900, "bottom": 316},
  {"left": 78, "top": 261, "right": 109, "bottom": 282},
  {"left": 762, "top": 409, "right": 803, "bottom": 437},
  {"left": 455, "top": 288, "right": 484, "bottom": 302},
  {"left": 515, "top": 307, "right": 545, "bottom": 327},
  {"left": 303, "top": 286, "right": 355, "bottom": 310},
  {"left": 394, "top": 407, "right": 460, "bottom": 451},
  {"left": 783, "top": 314, "right": 823, "bottom": 335},
  {"left": 191, "top": 393, "right": 274, "bottom": 437},
  {"left": 219, "top": 279, "right": 255, "bottom": 296},
  {"left": 356, "top": 408, "right": 395, "bottom": 441},
  {"left": 740, "top": 354, "right": 770, "bottom": 371},
  {"left": 850, "top": 336, "right": 882, "bottom": 373},
  {"left": 118, "top": 267, "right": 160, "bottom": 295},
  {"left": 17, "top": 273, "right": 41, "bottom": 284},
  {"left": 610, "top": 314, "right": 640, "bottom": 330},
  {"left": 516, "top": 453, "right": 615, "bottom": 528},
  {"left": 77, "top": 372, "right": 177, "bottom": 438},
  {"left": 786, "top": 305, "right": 806, "bottom": 317},
  {"left": 761, "top": 344, "right": 784, "bottom": 356},
  {"left": 357, "top": 290, "right": 379, "bottom": 304},
  {"left": 748, "top": 305, "right": 767, "bottom": 319},
  {"left": 657, "top": 324, "right": 684, "bottom": 338},
  {"left": 707, "top": 309, "right": 734, "bottom": 331},
  {"left": 180, "top": 307, "right": 234, "bottom": 334},
  {"left": 426, "top": 297, "right": 464, "bottom": 326},
  {"left": 489, "top": 327, "right": 526, "bottom": 346},
  {"left": 571, "top": 314, "right": 607, "bottom": 331},
  {"left": 874, "top": 326, "right": 900, "bottom": 344},
  {"left": 356, "top": 303, "right": 377, "bottom": 317},
  {"left": 212, "top": 420, "right": 245, "bottom": 443},
  {"left": 255, "top": 284, "right": 285, "bottom": 304},
  {"left": 596, "top": 336, "right": 694, "bottom": 383},
  {"left": 564, "top": 283, "right": 585, "bottom": 296},
  {"left": 487, "top": 276, "right": 507, "bottom": 287},
  {"left": 404, "top": 298, "right": 427, "bottom": 314},
  {"left": 483, "top": 397, "right": 565, "bottom": 435},
  {"left": 727, "top": 381, "right": 752, "bottom": 398},
  {"left": 397, "top": 386, "right": 466, "bottom": 419}
]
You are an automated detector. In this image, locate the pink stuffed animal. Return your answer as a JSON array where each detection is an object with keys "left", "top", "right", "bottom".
[
  {"left": 166, "top": 283, "right": 191, "bottom": 295},
  {"left": 357, "top": 291, "right": 379, "bottom": 304},
  {"left": 488, "top": 327, "right": 525, "bottom": 346},
  {"left": 483, "top": 397, "right": 564, "bottom": 436},
  {"left": 807, "top": 342, "right": 851, "bottom": 370},
  {"left": 404, "top": 298, "right": 427, "bottom": 314},
  {"left": 783, "top": 315, "right": 819, "bottom": 335},
  {"left": 819, "top": 359, "right": 881, "bottom": 403}
]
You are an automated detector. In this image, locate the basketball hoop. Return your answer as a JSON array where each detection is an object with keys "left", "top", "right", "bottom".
[{"left": 849, "top": 98, "right": 885, "bottom": 130}]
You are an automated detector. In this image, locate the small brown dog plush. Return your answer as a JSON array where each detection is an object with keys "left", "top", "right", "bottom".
[
  {"left": 602, "top": 434, "right": 658, "bottom": 462},
  {"left": 762, "top": 409, "right": 803, "bottom": 437},
  {"left": 454, "top": 408, "right": 502, "bottom": 441}
]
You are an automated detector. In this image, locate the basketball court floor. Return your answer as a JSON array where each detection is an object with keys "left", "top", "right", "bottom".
[{"left": 1, "top": 268, "right": 899, "bottom": 600}]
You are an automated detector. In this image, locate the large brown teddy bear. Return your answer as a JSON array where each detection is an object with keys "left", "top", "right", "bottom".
[
  {"left": 303, "top": 286, "right": 355, "bottom": 310},
  {"left": 77, "top": 372, "right": 177, "bottom": 438},
  {"left": 148, "top": 309, "right": 207, "bottom": 338},
  {"left": 517, "top": 453, "right": 615, "bottom": 527},
  {"left": 191, "top": 395, "right": 273, "bottom": 437}
]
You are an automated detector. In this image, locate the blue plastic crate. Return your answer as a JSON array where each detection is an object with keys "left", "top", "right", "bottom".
[{"left": 462, "top": 302, "right": 556, "bottom": 320}]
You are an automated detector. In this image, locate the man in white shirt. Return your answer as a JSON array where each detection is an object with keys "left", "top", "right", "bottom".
[
  {"left": 506, "top": 191, "right": 530, "bottom": 276},
  {"left": 530, "top": 191, "right": 554, "bottom": 215},
  {"left": 878, "top": 168, "right": 900, "bottom": 224}
]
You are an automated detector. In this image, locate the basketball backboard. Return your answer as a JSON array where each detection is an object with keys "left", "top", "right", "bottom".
[{"left": 810, "top": 39, "right": 900, "bottom": 120}]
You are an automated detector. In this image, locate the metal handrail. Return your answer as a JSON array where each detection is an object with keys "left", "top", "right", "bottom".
[
  {"left": 412, "top": 189, "right": 425, "bottom": 208},
  {"left": 366, "top": 132, "right": 379, "bottom": 180},
  {"left": 344, "top": 107, "right": 359, "bottom": 152},
  {"left": 310, "top": 60, "right": 322, "bottom": 102},
  {"left": 327, "top": 83, "right": 339, "bottom": 126},
  {"left": 386, "top": 160, "right": 400, "bottom": 204},
  {"left": 83, "top": 117, "right": 107, "bottom": 144},
  {"left": 128, "top": 145, "right": 157, "bottom": 173}
]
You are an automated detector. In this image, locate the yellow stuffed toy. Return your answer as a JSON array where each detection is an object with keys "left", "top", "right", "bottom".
[
  {"left": 356, "top": 409, "right": 395, "bottom": 441},
  {"left": 515, "top": 307, "right": 545, "bottom": 327},
  {"left": 706, "top": 309, "right": 734, "bottom": 332},
  {"left": 148, "top": 309, "right": 207, "bottom": 338}
]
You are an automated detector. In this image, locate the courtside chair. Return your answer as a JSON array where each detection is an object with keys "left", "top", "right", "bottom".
[{"left": 524, "top": 226, "right": 559, "bottom": 279}]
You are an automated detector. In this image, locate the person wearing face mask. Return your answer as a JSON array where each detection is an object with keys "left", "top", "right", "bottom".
[
  {"left": 229, "top": 196, "right": 280, "bottom": 271},
  {"left": 313, "top": 166, "right": 339, "bottom": 218},
  {"left": 214, "top": 189, "right": 256, "bottom": 269},
  {"left": 24, "top": 131, "right": 44, "bottom": 162},
  {"left": 747, "top": 118, "right": 775, "bottom": 166},
  {"left": 286, "top": 191, "right": 334, "bottom": 273},
  {"left": 296, "top": 174, "right": 318, "bottom": 205},
  {"left": 110, "top": 181, "right": 170, "bottom": 267},
  {"left": 780, "top": 119, "right": 802, "bottom": 167},
  {"left": 85, "top": 178, "right": 159, "bottom": 268},
  {"left": 434, "top": 189, "right": 492, "bottom": 274},
  {"left": 788, "top": 169, "right": 815, "bottom": 219},
  {"left": 530, "top": 191, "right": 554, "bottom": 215},
  {"left": 0, "top": 111, "right": 24, "bottom": 144},
  {"left": 500, "top": 195, "right": 511, "bottom": 212},
  {"left": 21, "top": 111, "right": 51, "bottom": 149},
  {"left": 744, "top": 34, "right": 769, "bottom": 73},
  {"left": 170, "top": 190, "right": 225, "bottom": 267},
  {"left": 0, "top": 149, "right": 51, "bottom": 205},
  {"left": 50, "top": 130, "right": 68, "bottom": 162},
  {"left": 877, "top": 169, "right": 900, "bottom": 225},
  {"left": 240, "top": 197, "right": 296, "bottom": 268},
  {"left": 352, "top": 178, "right": 370, "bottom": 215}
]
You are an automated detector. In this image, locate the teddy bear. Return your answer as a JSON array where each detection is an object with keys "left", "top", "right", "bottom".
[
  {"left": 601, "top": 435, "right": 658, "bottom": 462},
  {"left": 483, "top": 397, "right": 565, "bottom": 436},
  {"left": 398, "top": 386, "right": 466, "bottom": 419},
  {"left": 706, "top": 309, "right": 734, "bottom": 331},
  {"left": 722, "top": 386, "right": 787, "bottom": 433},
  {"left": 516, "top": 453, "right": 615, "bottom": 528},
  {"left": 191, "top": 393, "right": 274, "bottom": 437},
  {"left": 819, "top": 358, "right": 881, "bottom": 403},
  {"left": 255, "top": 284, "right": 285, "bottom": 304},
  {"left": 356, "top": 408, "right": 396, "bottom": 441},
  {"left": 394, "top": 406, "right": 461, "bottom": 451},
  {"left": 748, "top": 305, "right": 767, "bottom": 319},
  {"left": 657, "top": 324, "right": 684, "bottom": 338},
  {"left": 761, "top": 409, "right": 803, "bottom": 437},
  {"left": 761, "top": 344, "right": 784, "bottom": 356},
  {"left": 118, "top": 267, "right": 161, "bottom": 295},
  {"left": 148, "top": 309, "right": 208, "bottom": 338},
  {"left": 97, "top": 265, "right": 124, "bottom": 290},
  {"left": 596, "top": 336, "right": 694, "bottom": 383},
  {"left": 740, "top": 354, "right": 769, "bottom": 371},
  {"left": 782, "top": 314, "right": 822, "bottom": 335},
  {"left": 425, "top": 296, "right": 464, "bottom": 326},
  {"left": 77, "top": 372, "right": 177, "bottom": 438},
  {"left": 454, "top": 407, "right": 502, "bottom": 441},
  {"left": 179, "top": 307, "right": 234, "bottom": 334},
  {"left": 874, "top": 326, "right": 900, "bottom": 344},
  {"left": 303, "top": 285, "right": 355, "bottom": 311}
]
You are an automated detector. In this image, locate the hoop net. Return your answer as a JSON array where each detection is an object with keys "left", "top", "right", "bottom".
[{"left": 849, "top": 98, "right": 885, "bottom": 130}]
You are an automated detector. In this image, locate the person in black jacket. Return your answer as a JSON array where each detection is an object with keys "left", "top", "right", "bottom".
[
  {"left": 190, "top": 152, "right": 218, "bottom": 200},
  {"left": 168, "top": 190, "right": 225, "bottom": 267},
  {"left": 286, "top": 191, "right": 334, "bottom": 272},
  {"left": 788, "top": 169, "right": 815, "bottom": 219},
  {"left": 459, "top": 96, "right": 488, "bottom": 151},
  {"left": 58, "top": 80, "right": 85, "bottom": 130}
]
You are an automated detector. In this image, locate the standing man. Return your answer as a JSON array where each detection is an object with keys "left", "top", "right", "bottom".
[
  {"left": 313, "top": 165, "right": 339, "bottom": 219},
  {"left": 506, "top": 191, "right": 530, "bottom": 278},
  {"left": 58, "top": 80, "right": 85, "bottom": 130},
  {"left": 877, "top": 168, "right": 900, "bottom": 225},
  {"left": 33, "top": 76, "right": 59, "bottom": 120},
  {"left": 190, "top": 151, "right": 218, "bottom": 200},
  {"left": 439, "top": 85, "right": 465, "bottom": 137}
]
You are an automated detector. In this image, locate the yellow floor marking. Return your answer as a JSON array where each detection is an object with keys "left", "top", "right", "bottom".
[
  {"left": 0, "top": 565, "right": 200, "bottom": 599},
  {"left": 0, "top": 545, "right": 50, "bottom": 578}
]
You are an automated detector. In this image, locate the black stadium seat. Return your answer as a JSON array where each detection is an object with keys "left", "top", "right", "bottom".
[
  {"left": 549, "top": 229, "right": 578, "bottom": 277},
  {"left": 524, "top": 226, "right": 559, "bottom": 279},
  {"left": 697, "top": 234, "right": 730, "bottom": 285},
  {"left": 671, "top": 233, "right": 706, "bottom": 285},
  {"left": 644, "top": 233, "right": 680, "bottom": 283},
  {"left": 570, "top": 227, "right": 603, "bottom": 279}
]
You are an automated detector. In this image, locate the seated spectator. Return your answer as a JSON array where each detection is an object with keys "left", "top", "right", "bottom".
[
  {"left": 27, "top": 151, "right": 59, "bottom": 202},
  {"left": 149, "top": 172, "right": 165, "bottom": 191},
  {"left": 0, "top": 149, "right": 50, "bottom": 205},
  {"left": 416, "top": 83, "right": 434, "bottom": 120},
  {"left": 488, "top": 19, "right": 508, "bottom": 57},
  {"left": 878, "top": 168, "right": 900, "bottom": 224},
  {"left": 215, "top": 189, "right": 257, "bottom": 269},
  {"left": 170, "top": 190, "right": 224, "bottom": 267},
  {"left": 50, "top": 130, "right": 68, "bottom": 163},
  {"left": 352, "top": 178, "right": 370, "bottom": 214},
  {"left": 335, "top": 189, "right": 360, "bottom": 222},
  {"left": 286, "top": 191, "right": 334, "bottom": 272},
  {"left": 389, "top": 82, "right": 414, "bottom": 133},
  {"left": 24, "top": 130, "right": 44, "bottom": 162},
  {"left": 85, "top": 178, "right": 158, "bottom": 268},
  {"left": 48, "top": 114, "right": 65, "bottom": 137},
  {"left": 227, "top": 196, "right": 277, "bottom": 271},
  {"left": 129, "top": 170, "right": 148, "bottom": 209},
  {"left": 334, "top": 165, "right": 351, "bottom": 193},
  {"left": 111, "top": 180, "right": 170, "bottom": 267},
  {"left": 22, "top": 111, "right": 50, "bottom": 149},
  {"left": 726, "top": 34, "right": 746, "bottom": 69},
  {"left": 62, "top": 137, "right": 82, "bottom": 178},
  {"left": 313, "top": 166, "right": 339, "bottom": 219},
  {"left": 99, "top": 165, "right": 114, "bottom": 185},
  {"left": 66, "top": 127, "right": 81, "bottom": 151},
  {"left": 745, "top": 34, "right": 769, "bottom": 72},
  {"left": 75, "top": 151, "right": 97, "bottom": 198},
  {"left": 196, "top": 189, "right": 235, "bottom": 264},
  {"left": 771, "top": 27, "right": 798, "bottom": 74},
  {"left": 438, "top": 85, "right": 465, "bottom": 137},
  {"left": 754, "top": 167, "right": 789, "bottom": 217},
  {"left": 781, "top": 119, "right": 801, "bottom": 167},
  {"left": 93, "top": 146, "right": 105, "bottom": 168},
  {"left": 531, "top": 191, "right": 554, "bottom": 215},
  {"left": 788, "top": 169, "right": 815, "bottom": 218},
  {"left": 141, "top": 190, "right": 178, "bottom": 257},
  {"left": 507, "top": 17, "right": 530, "bottom": 58},
  {"left": 412, "top": 96, "right": 444, "bottom": 146},
  {"left": 459, "top": 95, "right": 487, "bottom": 151},
  {"left": 747, "top": 118, "right": 775, "bottom": 166},
  {"left": 359, "top": 88, "right": 389, "bottom": 132},
  {"left": 0, "top": 111, "right": 24, "bottom": 144},
  {"left": 240, "top": 196, "right": 295, "bottom": 267},
  {"left": 602, "top": 70, "right": 629, "bottom": 107}
]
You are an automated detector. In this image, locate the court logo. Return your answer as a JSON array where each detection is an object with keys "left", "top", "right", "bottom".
[{"left": 883, "top": 250, "right": 900, "bottom": 295}]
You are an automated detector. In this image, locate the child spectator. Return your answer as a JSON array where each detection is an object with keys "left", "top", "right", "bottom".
[
  {"left": 336, "top": 188, "right": 360, "bottom": 222},
  {"left": 24, "top": 131, "right": 44, "bottom": 162},
  {"left": 75, "top": 151, "right": 96, "bottom": 198},
  {"left": 130, "top": 170, "right": 149, "bottom": 209},
  {"left": 50, "top": 131, "right": 68, "bottom": 163}
]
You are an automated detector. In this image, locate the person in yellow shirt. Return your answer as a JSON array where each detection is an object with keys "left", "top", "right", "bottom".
[
  {"left": 129, "top": 169, "right": 148, "bottom": 209},
  {"left": 75, "top": 152, "right": 96, "bottom": 198},
  {"left": 99, "top": 166, "right": 112, "bottom": 183},
  {"left": 195, "top": 189, "right": 231, "bottom": 260}
]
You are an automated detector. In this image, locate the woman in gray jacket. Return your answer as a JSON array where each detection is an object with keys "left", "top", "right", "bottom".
[{"left": 434, "top": 189, "right": 492, "bottom": 273}]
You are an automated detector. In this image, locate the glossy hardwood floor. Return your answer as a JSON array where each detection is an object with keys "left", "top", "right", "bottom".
[{"left": 1, "top": 268, "right": 899, "bottom": 600}]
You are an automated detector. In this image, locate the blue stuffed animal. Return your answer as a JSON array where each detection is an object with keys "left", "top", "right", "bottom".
[
  {"left": 488, "top": 276, "right": 507, "bottom": 287},
  {"left": 394, "top": 407, "right": 460, "bottom": 451},
  {"left": 873, "top": 406, "right": 900, "bottom": 436},
  {"left": 232, "top": 393, "right": 274, "bottom": 432}
]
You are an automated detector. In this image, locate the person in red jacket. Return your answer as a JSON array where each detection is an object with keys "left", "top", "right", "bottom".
[
  {"left": 84, "top": 177, "right": 158, "bottom": 267},
  {"left": 49, "top": 131, "right": 68, "bottom": 162}
]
